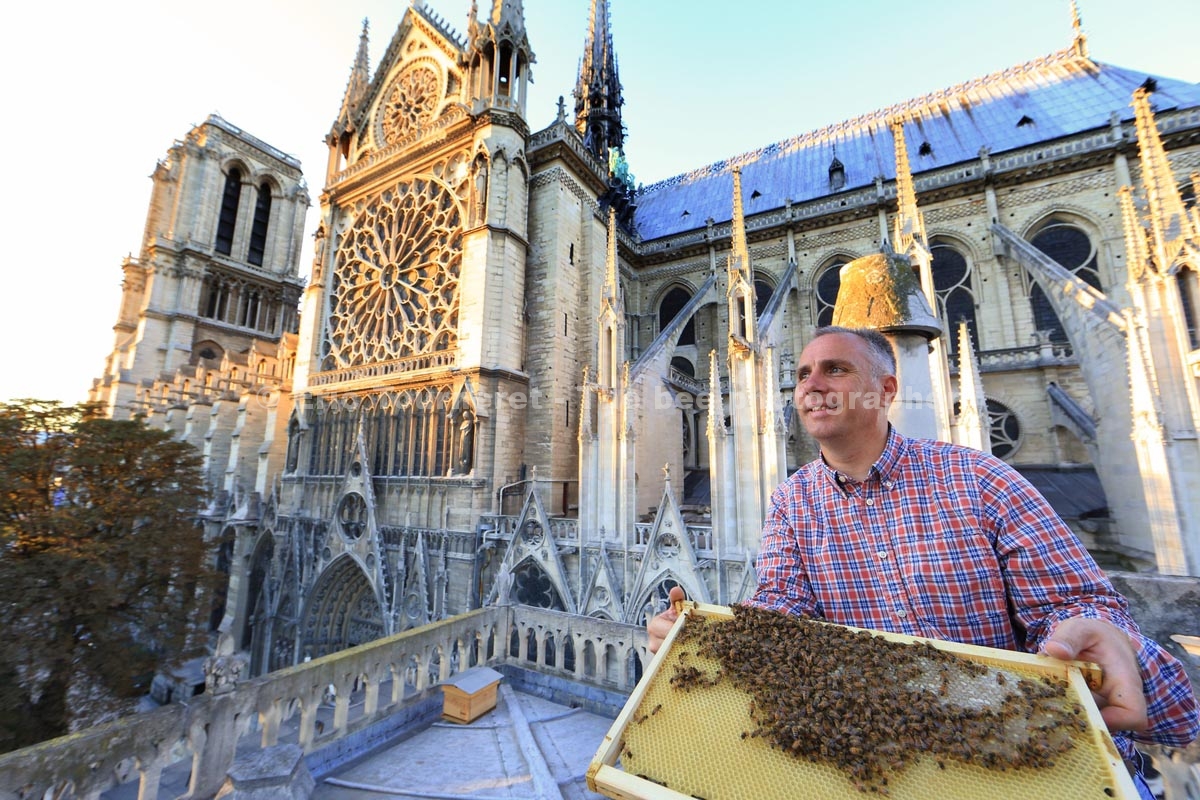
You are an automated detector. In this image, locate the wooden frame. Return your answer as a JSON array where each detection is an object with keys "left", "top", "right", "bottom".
[{"left": 587, "top": 602, "right": 1137, "bottom": 800}]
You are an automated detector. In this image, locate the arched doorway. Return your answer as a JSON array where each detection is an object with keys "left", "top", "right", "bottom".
[{"left": 300, "top": 556, "right": 385, "bottom": 660}]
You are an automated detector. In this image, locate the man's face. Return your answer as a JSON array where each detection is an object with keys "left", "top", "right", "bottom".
[{"left": 793, "top": 333, "right": 896, "bottom": 445}]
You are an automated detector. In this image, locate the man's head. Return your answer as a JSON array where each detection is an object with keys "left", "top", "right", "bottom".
[
  {"left": 811, "top": 326, "right": 897, "bottom": 377},
  {"left": 794, "top": 327, "right": 897, "bottom": 449}
]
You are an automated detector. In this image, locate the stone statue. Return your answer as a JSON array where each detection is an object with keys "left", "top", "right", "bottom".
[
  {"left": 472, "top": 157, "right": 489, "bottom": 226},
  {"left": 456, "top": 409, "right": 475, "bottom": 474},
  {"left": 494, "top": 564, "right": 514, "bottom": 606},
  {"left": 285, "top": 422, "right": 300, "bottom": 473},
  {"left": 311, "top": 223, "right": 327, "bottom": 283},
  {"left": 608, "top": 146, "right": 635, "bottom": 191}
]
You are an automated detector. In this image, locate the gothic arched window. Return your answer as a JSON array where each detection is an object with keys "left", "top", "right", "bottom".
[
  {"left": 215, "top": 167, "right": 242, "bottom": 256},
  {"left": 247, "top": 181, "right": 273, "bottom": 266},
  {"left": 754, "top": 275, "right": 774, "bottom": 319},
  {"left": 1029, "top": 222, "right": 1102, "bottom": 344},
  {"left": 1178, "top": 267, "right": 1200, "bottom": 350},
  {"left": 815, "top": 260, "right": 846, "bottom": 327},
  {"left": 987, "top": 399, "right": 1021, "bottom": 458},
  {"left": 659, "top": 286, "right": 695, "bottom": 345},
  {"left": 930, "top": 242, "right": 978, "bottom": 356}
]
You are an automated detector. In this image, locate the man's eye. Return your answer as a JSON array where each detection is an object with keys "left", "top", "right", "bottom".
[{"left": 798, "top": 370, "right": 810, "bottom": 380}]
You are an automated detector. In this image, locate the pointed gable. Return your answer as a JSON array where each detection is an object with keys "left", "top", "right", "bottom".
[
  {"left": 626, "top": 478, "right": 710, "bottom": 624},
  {"left": 398, "top": 530, "right": 433, "bottom": 629},
  {"left": 347, "top": 4, "right": 469, "bottom": 157},
  {"left": 579, "top": 542, "right": 626, "bottom": 620},
  {"left": 489, "top": 486, "right": 577, "bottom": 613}
]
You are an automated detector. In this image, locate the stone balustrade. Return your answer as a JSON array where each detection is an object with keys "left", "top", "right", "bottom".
[
  {"left": 0, "top": 605, "right": 648, "bottom": 800},
  {"left": 307, "top": 351, "right": 457, "bottom": 387},
  {"left": 944, "top": 343, "right": 1077, "bottom": 375}
]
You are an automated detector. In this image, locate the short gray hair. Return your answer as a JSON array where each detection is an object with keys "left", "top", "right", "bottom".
[{"left": 811, "top": 326, "right": 896, "bottom": 378}]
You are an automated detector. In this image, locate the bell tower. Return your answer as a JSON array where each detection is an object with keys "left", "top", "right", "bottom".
[{"left": 91, "top": 115, "right": 307, "bottom": 419}]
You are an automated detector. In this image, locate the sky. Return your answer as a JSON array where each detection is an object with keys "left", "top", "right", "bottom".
[{"left": 0, "top": 0, "right": 1195, "bottom": 405}]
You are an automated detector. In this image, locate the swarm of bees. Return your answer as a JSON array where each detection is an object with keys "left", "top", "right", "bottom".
[{"left": 667, "top": 605, "right": 1086, "bottom": 793}]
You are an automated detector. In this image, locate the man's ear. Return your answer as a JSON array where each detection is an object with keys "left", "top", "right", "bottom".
[{"left": 881, "top": 374, "right": 899, "bottom": 407}]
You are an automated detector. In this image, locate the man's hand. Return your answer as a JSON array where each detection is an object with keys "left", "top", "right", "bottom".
[
  {"left": 1042, "top": 617, "right": 1148, "bottom": 732},
  {"left": 648, "top": 587, "right": 686, "bottom": 654}
]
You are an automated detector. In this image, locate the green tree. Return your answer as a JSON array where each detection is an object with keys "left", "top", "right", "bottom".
[{"left": 0, "top": 399, "right": 214, "bottom": 752}]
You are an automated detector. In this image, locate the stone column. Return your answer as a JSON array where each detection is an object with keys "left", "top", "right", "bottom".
[{"left": 184, "top": 634, "right": 248, "bottom": 799}]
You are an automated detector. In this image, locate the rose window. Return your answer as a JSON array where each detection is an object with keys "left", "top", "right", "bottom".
[
  {"left": 381, "top": 65, "right": 440, "bottom": 145},
  {"left": 513, "top": 562, "right": 565, "bottom": 610},
  {"left": 326, "top": 178, "right": 462, "bottom": 369},
  {"left": 337, "top": 492, "right": 367, "bottom": 540},
  {"left": 655, "top": 531, "right": 681, "bottom": 559},
  {"left": 521, "top": 521, "right": 545, "bottom": 548},
  {"left": 404, "top": 590, "right": 425, "bottom": 622}
]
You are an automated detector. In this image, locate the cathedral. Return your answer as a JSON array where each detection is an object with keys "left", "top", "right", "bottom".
[{"left": 90, "top": 0, "right": 1200, "bottom": 676}]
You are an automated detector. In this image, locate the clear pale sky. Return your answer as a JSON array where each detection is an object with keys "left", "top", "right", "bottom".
[{"left": 1, "top": 0, "right": 1195, "bottom": 405}]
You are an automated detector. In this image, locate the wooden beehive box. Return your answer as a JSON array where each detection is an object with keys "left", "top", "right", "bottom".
[
  {"left": 587, "top": 603, "right": 1138, "bottom": 800},
  {"left": 441, "top": 666, "right": 502, "bottom": 724}
]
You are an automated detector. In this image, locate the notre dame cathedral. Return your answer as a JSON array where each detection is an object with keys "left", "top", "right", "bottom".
[{"left": 89, "top": 0, "right": 1200, "bottom": 675}]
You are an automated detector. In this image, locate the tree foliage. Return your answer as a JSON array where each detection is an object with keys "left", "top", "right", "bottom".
[{"left": 0, "top": 399, "right": 214, "bottom": 752}]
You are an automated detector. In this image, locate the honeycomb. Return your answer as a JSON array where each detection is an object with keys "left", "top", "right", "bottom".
[{"left": 590, "top": 604, "right": 1136, "bottom": 800}]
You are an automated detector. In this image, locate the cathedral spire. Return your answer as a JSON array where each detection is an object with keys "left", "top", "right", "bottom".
[
  {"left": 1070, "top": 0, "right": 1089, "bottom": 59},
  {"left": 331, "top": 19, "right": 371, "bottom": 139},
  {"left": 603, "top": 208, "right": 621, "bottom": 306},
  {"left": 954, "top": 322, "right": 990, "bottom": 453},
  {"left": 1132, "top": 87, "right": 1198, "bottom": 272},
  {"left": 1118, "top": 185, "right": 1152, "bottom": 282},
  {"left": 574, "top": 0, "right": 625, "bottom": 161},
  {"left": 466, "top": 1, "right": 480, "bottom": 49},
  {"left": 727, "top": 168, "right": 756, "bottom": 344},
  {"left": 729, "top": 168, "right": 751, "bottom": 281},
  {"left": 891, "top": 119, "right": 927, "bottom": 256}
]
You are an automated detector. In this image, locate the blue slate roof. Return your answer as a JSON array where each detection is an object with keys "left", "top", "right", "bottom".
[{"left": 633, "top": 50, "right": 1200, "bottom": 242}]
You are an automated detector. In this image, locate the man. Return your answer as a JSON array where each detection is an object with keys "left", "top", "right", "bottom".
[{"left": 648, "top": 326, "right": 1198, "bottom": 794}]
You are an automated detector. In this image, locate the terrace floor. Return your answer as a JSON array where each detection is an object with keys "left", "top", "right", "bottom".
[{"left": 313, "top": 684, "right": 613, "bottom": 800}]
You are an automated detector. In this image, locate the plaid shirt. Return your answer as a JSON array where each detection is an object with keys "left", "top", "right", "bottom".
[{"left": 749, "top": 428, "right": 1198, "bottom": 755}]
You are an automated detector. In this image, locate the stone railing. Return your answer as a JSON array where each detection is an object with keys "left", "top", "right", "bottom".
[
  {"left": 0, "top": 605, "right": 648, "bottom": 800},
  {"left": 946, "top": 342, "right": 1076, "bottom": 375},
  {"left": 480, "top": 514, "right": 580, "bottom": 543},
  {"left": 307, "top": 351, "right": 457, "bottom": 387},
  {"left": 633, "top": 522, "right": 715, "bottom": 554},
  {"left": 668, "top": 367, "right": 707, "bottom": 396}
]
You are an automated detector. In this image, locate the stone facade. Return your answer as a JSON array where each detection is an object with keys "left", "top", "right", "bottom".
[{"left": 92, "top": 1, "right": 1200, "bottom": 683}]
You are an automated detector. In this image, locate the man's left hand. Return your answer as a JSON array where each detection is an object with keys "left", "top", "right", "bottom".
[{"left": 1042, "top": 617, "right": 1148, "bottom": 732}]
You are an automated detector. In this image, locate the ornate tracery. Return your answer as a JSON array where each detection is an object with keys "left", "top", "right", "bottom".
[
  {"left": 380, "top": 63, "right": 441, "bottom": 145},
  {"left": 305, "top": 387, "right": 475, "bottom": 478},
  {"left": 325, "top": 176, "right": 463, "bottom": 370},
  {"left": 301, "top": 556, "right": 384, "bottom": 659}
]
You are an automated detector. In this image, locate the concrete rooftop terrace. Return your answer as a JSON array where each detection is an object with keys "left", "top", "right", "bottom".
[{"left": 315, "top": 684, "right": 613, "bottom": 800}]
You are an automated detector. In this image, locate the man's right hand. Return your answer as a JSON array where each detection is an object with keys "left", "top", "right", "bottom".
[{"left": 647, "top": 587, "right": 685, "bottom": 653}]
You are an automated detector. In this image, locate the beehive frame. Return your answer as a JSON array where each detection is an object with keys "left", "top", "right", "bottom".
[{"left": 587, "top": 602, "right": 1138, "bottom": 800}]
